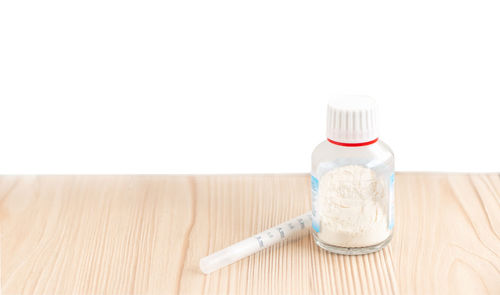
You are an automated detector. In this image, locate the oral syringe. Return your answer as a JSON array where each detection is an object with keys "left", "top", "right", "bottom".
[{"left": 199, "top": 212, "right": 312, "bottom": 274}]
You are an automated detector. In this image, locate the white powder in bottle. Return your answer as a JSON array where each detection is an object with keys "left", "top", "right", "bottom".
[{"left": 317, "top": 165, "right": 390, "bottom": 247}]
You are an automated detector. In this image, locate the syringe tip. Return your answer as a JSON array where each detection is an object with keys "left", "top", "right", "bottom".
[{"left": 199, "top": 259, "right": 211, "bottom": 274}]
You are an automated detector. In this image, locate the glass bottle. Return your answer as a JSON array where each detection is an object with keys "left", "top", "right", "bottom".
[{"left": 311, "top": 96, "right": 394, "bottom": 255}]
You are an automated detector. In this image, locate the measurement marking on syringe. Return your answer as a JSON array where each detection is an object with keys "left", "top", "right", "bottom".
[
  {"left": 255, "top": 235, "right": 264, "bottom": 248},
  {"left": 276, "top": 227, "right": 285, "bottom": 239},
  {"left": 298, "top": 218, "right": 305, "bottom": 229}
]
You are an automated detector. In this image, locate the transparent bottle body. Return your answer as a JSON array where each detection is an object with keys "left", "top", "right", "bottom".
[{"left": 311, "top": 140, "right": 394, "bottom": 255}]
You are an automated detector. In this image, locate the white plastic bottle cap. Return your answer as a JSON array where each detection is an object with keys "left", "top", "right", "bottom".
[{"left": 327, "top": 95, "right": 379, "bottom": 144}]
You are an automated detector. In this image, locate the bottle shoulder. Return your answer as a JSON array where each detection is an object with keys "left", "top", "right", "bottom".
[{"left": 312, "top": 139, "right": 394, "bottom": 172}]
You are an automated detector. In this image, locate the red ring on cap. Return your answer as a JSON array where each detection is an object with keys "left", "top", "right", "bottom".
[{"left": 327, "top": 138, "right": 378, "bottom": 147}]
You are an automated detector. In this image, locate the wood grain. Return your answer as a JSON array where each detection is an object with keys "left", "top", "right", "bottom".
[
  {"left": 0, "top": 174, "right": 498, "bottom": 294},
  {"left": 393, "top": 173, "right": 500, "bottom": 295}
]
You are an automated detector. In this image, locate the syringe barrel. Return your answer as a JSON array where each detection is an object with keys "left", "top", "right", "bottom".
[{"left": 200, "top": 212, "right": 311, "bottom": 274}]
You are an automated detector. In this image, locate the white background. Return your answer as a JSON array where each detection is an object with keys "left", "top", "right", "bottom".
[{"left": 1, "top": 0, "right": 499, "bottom": 174}]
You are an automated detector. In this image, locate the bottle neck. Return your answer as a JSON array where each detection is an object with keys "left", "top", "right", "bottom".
[{"left": 327, "top": 138, "right": 378, "bottom": 147}]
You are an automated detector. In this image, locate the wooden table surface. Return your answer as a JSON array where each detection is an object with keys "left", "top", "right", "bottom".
[{"left": 0, "top": 173, "right": 499, "bottom": 294}]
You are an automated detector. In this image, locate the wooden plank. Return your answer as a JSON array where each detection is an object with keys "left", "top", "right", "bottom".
[
  {"left": 0, "top": 174, "right": 499, "bottom": 294},
  {"left": 393, "top": 173, "right": 500, "bottom": 294}
]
